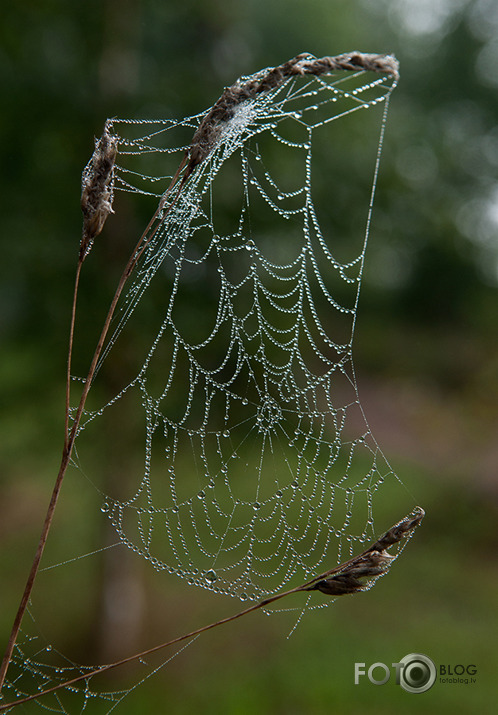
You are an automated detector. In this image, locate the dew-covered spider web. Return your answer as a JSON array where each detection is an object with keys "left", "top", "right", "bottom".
[
  {"left": 2, "top": 53, "right": 423, "bottom": 713},
  {"left": 76, "top": 53, "right": 415, "bottom": 601}
]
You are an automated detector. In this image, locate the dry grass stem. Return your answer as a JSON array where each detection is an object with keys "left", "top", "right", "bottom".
[{"left": 0, "top": 507, "right": 423, "bottom": 711}]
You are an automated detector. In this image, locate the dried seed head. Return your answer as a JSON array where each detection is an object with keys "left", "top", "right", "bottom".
[
  {"left": 186, "top": 51, "right": 399, "bottom": 178},
  {"left": 306, "top": 507, "right": 424, "bottom": 597},
  {"left": 309, "top": 549, "right": 395, "bottom": 596},
  {"left": 371, "top": 506, "right": 425, "bottom": 552},
  {"left": 80, "top": 124, "right": 117, "bottom": 260}
]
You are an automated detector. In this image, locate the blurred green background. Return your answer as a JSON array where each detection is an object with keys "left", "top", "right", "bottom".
[{"left": 1, "top": 0, "right": 497, "bottom": 713}]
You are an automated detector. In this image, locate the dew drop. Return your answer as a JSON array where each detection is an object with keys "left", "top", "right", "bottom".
[
  {"left": 198, "top": 490, "right": 206, "bottom": 500},
  {"left": 205, "top": 569, "right": 217, "bottom": 584},
  {"left": 275, "top": 490, "right": 283, "bottom": 499},
  {"left": 101, "top": 502, "right": 109, "bottom": 513},
  {"left": 223, "top": 430, "right": 230, "bottom": 438}
]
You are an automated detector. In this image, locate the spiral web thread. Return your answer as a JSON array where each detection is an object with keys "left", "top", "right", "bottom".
[{"left": 2, "top": 54, "right": 421, "bottom": 714}]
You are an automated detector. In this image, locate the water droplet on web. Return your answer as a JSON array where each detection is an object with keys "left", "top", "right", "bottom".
[
  {"left": 198, "top": 490, "right": 206, "bottom": 500},
  {"left": 242, "top": 397, "right": 248, "bottom": 406},
  {"left": 275, "top": 490, "right": 283, "bottom": 499},
  {"left": 253, "top": 502, "right": 261, "bottom": 510},
  {"left": 223, "top": 430, "right": 230, "bottom": 438},
  {"left": 101, "top": 502, "right": 109, "bottom": 513},
  {"left": 239, "top": 592, "right": 248, "bottom": 601},
  {"left": 205, "top": 569, "right": 217, "bottom": 583}
]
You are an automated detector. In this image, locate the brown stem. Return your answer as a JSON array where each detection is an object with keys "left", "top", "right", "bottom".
[
  {"left": 0, "top": 506, "right": 423, "bottom": 711},
  {"left": 65, "top": 260, "right": 83, "bottom": 446},
  {"left": 0, "top": 158, "right": 188, "bottom": 695}
]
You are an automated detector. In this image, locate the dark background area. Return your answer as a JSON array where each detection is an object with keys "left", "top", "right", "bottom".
[{"left": 1, "top": 1, "right": 497, "bottom": 712}]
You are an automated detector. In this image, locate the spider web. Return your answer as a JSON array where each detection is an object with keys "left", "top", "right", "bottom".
[
  {"left": 75, "top": 58, "right": 409, "bottom": 602},
  {"left": 2, "top": 54, "right": 421, "bottom": 713}
]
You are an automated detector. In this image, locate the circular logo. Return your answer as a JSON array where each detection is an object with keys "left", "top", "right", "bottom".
[{"left": 399, "top": 653, "right": 436, "bottom": 693}]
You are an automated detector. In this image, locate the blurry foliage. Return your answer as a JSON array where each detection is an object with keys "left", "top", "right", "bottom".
[
  {"left": 1, "top": 1, "right": 497, "bottom": 710},
  {"left": 1, "top": 0, "right": 496, "bottom": 368},
  {"left": 1, "top": 0, "right": 497, "bottom": 589},
  {"left": 0, "top": 0, "right": 496, "bottom": 541}
]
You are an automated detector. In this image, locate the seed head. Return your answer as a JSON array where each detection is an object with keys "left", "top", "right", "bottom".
[{"left": 80, "top": 124, "right": 117, "bottom": 260}]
